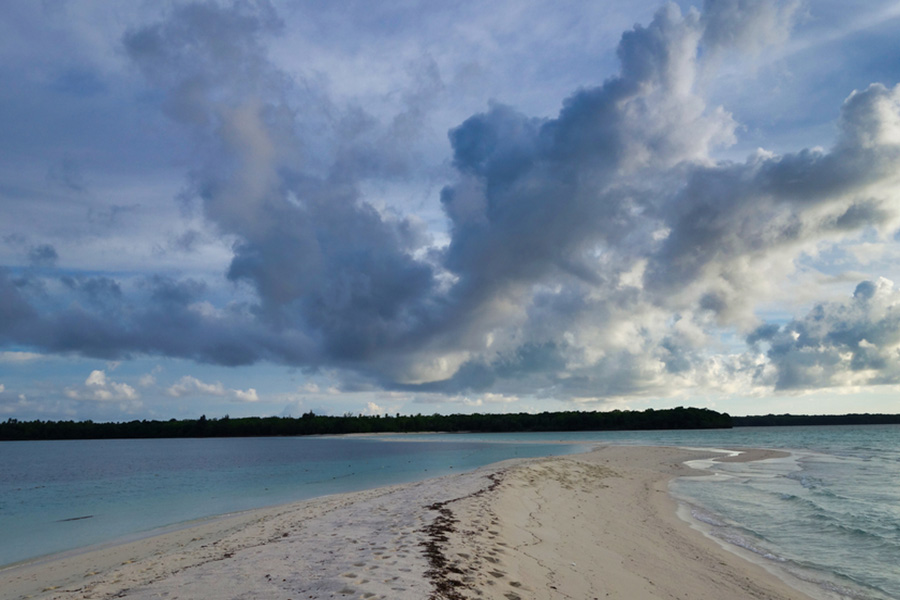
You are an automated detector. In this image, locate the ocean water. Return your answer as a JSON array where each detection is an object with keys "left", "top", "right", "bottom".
[
  {"left": 667, "top": 426, "right": 900, "bottom": 600},
  {"left": 0, "top": 436, "right": 584, "bottom": 567},
  {"left": 1, "top": 426, "right": 898, "bottom": 600}
]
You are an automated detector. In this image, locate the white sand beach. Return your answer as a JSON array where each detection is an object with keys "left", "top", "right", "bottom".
[{"left": 1, "top": 446, "right": 814, "bottom": 600}]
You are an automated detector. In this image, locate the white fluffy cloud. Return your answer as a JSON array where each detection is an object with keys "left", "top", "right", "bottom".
[
  {"left": 66, "top": 370, "right": 139, "bottom": 403},
  {"left": 234, "top": 388, "right": 260, "bottom": 402},
  {"left": 167, "top": 376, "right": 226, "bottom": 397},
  {"left": 167, "top": 375, "right": 259, "bottom": 403},
  {"left": 365, "top": 401, "right": 385, "bottom": 415}
]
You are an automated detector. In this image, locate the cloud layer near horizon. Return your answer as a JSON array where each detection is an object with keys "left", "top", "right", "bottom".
[{"left": 2, "top": 0, "right": 900, "bottom": 410}]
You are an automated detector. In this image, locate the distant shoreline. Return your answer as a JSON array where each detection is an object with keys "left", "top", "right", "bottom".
[
  {"left": 731, "top": 414, "right": 900, "bottom": 426},
  {"left": 5, "top": 410, "right": 899, "bottom": 442},
  {"left": 0, "top": 406, "right": 731, "bottom": 440}
]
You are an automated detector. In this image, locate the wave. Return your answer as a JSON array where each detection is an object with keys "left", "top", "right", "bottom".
[{"left": 698, "top": 512, "right": 895, "bottom": 600}]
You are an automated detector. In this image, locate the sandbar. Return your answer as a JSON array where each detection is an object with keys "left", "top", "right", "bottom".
[{"left": 1, "top": 446, "right": 814, "bottom": 600}]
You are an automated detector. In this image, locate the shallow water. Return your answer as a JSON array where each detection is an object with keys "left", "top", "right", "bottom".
[
  {"left": 669, "top": 426, "right": 900, "bottom": 600},
  {"left": 0, "top": 436, "right": 583, "bottom": 567}
]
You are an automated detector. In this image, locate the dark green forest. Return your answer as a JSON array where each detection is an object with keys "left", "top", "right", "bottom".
[
  {"left": 1, "top": 406, "right": 729, "bottom": 440},
  {"left": 732, "top": 413, "right": 900, "bottom": 427},
  {"left": 4, "top": 408, "right": 898, "bottom": 441}
]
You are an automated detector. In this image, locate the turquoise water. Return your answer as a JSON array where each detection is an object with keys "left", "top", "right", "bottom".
[
  {"left": 0, "top": 436, "right": 583, "bottom": 567},
  {"left": 1, "top": 426, "right": 898, "bottom": 600}
]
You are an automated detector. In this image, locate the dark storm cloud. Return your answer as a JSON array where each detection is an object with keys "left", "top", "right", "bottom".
[
  {"left": 3, "top": 269, "right": 310, "bottom": 366},
  {"left": 122, "top": 0, "right": 445, "bottom": 372},
  {"left": 437, "top": 1, "right": 825, "bottom": 318},
  {"left": 0, "top": 269, "right": 38, "bottom": 341},
  {"left": 60, "top": 275, "right": 122, "bottom": 308},
  {"left": 2, "top": 0, "right": 900, "bottom": 401},
  {"left": 27, "top": 244, "right": 58, "bottom": 267},
  {"left": 2, "top": 0, "right": 436, "bottom": 375},
  {"left": 403, "top": 341, "right": 571, "bottom": 395},
  {"left": 436, "top": 3, "right": 724, "bottom": 347}
]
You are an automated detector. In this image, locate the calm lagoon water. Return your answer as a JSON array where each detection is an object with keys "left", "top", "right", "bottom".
[
  {"left": 0, "top": 436, "right": 584, "bottom": 568},
  {"left": 2, "top": 426, "right": 898, "bottom": 600}
]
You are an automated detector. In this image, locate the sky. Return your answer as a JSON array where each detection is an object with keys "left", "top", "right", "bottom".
[{"left": 2, "top": 0, "right": 900, "bottom": 422}]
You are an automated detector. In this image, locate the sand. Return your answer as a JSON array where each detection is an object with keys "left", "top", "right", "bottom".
[{"left": 1, "top": 446, "right": 815, "bottom": 600}]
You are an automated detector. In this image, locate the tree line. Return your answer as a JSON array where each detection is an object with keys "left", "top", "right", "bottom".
[
  {"left": 0, "top": 406, "right": 731, "bottom": 441},
  {"left": 732, "top": 413, "right": 900, "bottom": 427}
]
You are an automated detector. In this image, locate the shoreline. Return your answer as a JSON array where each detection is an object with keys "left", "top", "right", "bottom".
[
  {"left": 429, "top": 445, "right": 813, "bottom": 600},
  {"left": 2, "top": 446, "right": 815, "bottom": 600}
]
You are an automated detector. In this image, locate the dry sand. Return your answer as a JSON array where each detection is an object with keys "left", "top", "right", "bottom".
[{"left": 1, "top": 446, "right": 815, "bottom": 600}]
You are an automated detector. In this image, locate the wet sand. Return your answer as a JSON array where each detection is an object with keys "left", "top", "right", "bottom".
[{"left": 1, "top": 446, "right": 813, "bottom": 600}]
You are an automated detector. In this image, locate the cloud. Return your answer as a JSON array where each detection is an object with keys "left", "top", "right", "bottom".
[
  {"left": 700, "top": 0, "right": 802, "bottom": 57},
  {"left": 1, "top": 0, "right": 899, "bottom": 408},
  {"left": 432, "top": 0, "right": 895, "bottom": 394},
  {"left": 122, "top": 0, "right": 441, "bottom": 370},
  {"left": 167, "top": 375, "right": 259, "bottom": 403},
  {"left": 167, "top": 375, "right": 226, "bottom": 397},
  {"left": 234, "top": 388, "right": 259, "bottom": 402},
  {"left": 46, "top": 157, "right": 89, "bottom": 193},
  {"left": 643, "top": 82, "right": 900, "bottom": 321},
  {"left": 65, "top": 370, "right": 139, "bottom": 402},
  {"left": 750, "top": 278, "right": 900, "bottom": 389},
  {"left": 436, "top": 2, "right": 808, "bottom": 323},
  {"left": 0, "top": 351, "right": 44, "bottom": 363},
  {"left": 365, "top": 401, "right": 385, "bottom": 415},
  {"left": 28, "top": 244, "right": 59, "bottom": 267}
]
